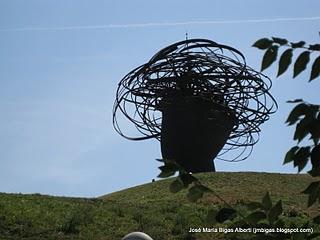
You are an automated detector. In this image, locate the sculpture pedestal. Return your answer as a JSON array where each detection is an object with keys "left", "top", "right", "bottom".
[{"left": 160, "top": 97, "right": 236, "bottom": 173}]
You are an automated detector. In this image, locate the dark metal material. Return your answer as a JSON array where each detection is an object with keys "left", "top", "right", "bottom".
[
  {"left": 113, "top": 39, "right": 277, "bottom": 172},
  {"left": 160, "top": 97, "right": 236, "bottom": 172}
]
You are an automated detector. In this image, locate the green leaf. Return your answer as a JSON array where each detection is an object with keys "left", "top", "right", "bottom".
[
  {"left": 245, "top": 201, "right": 262, "bottom": 210},
  {"left": 158, "top": 165, "right": 179, "bottom": 178},
  {"left": 309, "top": 44, "right": 320, "bottom": 51},
  {"left": 308, "top": 168, "right": 320, "bottom": 177},
  {"left": 158, "top": 170, "right": 175, "bottom": 178},
  {"left": 307, "top": 108, "right": 320, "bottom": 144},
  {"left": 293, "top": 147, "right": 310, "bottom": 172},
  {"left": 215, "top": 208, "right": 237, "bottom": 223},
  {"left": 157, "top": 159, "right": 181, "bottom": 178},
  {"left": 187, "top": 187, "right": 203, "bottom": 202},
  {"left": 252, "top": 38, "right": 273, "bottom": 49},
  {"left": 187, "top": 184, "right": 209, "bottom": 202},
  {"left": 267, "top": 200, "right": 283, "bottom": 223},
  {"left": 169, "top": 179, "right": 184, "bottom": 193},
  {"left": 206, "top": 209, "right": 218, "bottom": 225},
  {"left": 286, "top": 103, "right": 307, "bottom": 125},
  {"left": 179, "top": 173, "right": 197, "bottom": 187},
  {"left": 294, "top": 117, "right": 312, "bottom": 143},
  {"left": 310, "top": 56, "right": 320, "bottom": 82},
  {"left": 197, "top": 184, "right": 211, "bottom": 192},
  {"left": 156, "top": 158, "right": 178, "bottom": 165},
  {"left": 313, "top": 214, "right": 320, "bottom": 224},
  {"left": 161, "top": 163, "right": 179, "bottom": 172},
  {"left": 311, "top": 145, "right": 320, "bottom": 167},
  {"left": 277, "top": 48, "right": 293, "bottom": 77},
  {"left": 302, "top": 181, "right": 320, "bottom": 194},
  {"left": 261, "top": 192, "right": 272, "bottom": 211},
  {"left": 293, "top": 51, "right": 311, "bottom": 78},
  {"left": 308, "top": 233, "right": 320, "bottom": 239},
  {"left": 293, "top": 233, "right": 306, "bottom": 240},
  {"left": 310, "top": 145, "right": 320, "bottom": 176},
  {"left": 274, "top": 218, "right": 285, "bottom": 228},
  {"left": 308, "top": 188, "right": 320, "bottom": 207},
  {"left": 261, "top": 45, "right": 279, "bottom": 71},
  {"left": 291, "top": 41, "right": 306, "bottom": 48},
  {"left": 309, "top": 121, "right": 320, "bottom": 145},
  {"left": 283, "top": 146, "right": 299, "bottom": 164},
  {"left": 305, "top": 105, "right": 320, "bottom": 120},
  {"left": 302, "top": 181, "right": 320, "bottom": 207},
  {"left": 272, "top": 37, "right": 288, "bottom": 45},
  {"left": 246, "top": 211, "right": 266, "bottom": 224}
]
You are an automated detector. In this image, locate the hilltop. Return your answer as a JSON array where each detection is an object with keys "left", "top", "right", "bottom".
[{"left": 0, "top": 172, "right": 318, "bottom": 239}]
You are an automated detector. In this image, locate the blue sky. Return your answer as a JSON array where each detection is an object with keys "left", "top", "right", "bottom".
[{"left": 0, "top": 0, "right": 319, "bottom": 197}]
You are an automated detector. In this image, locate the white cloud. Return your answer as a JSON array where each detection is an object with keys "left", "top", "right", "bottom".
[{"left": 0, "top": 17, "right": 319, "bottom": 32}]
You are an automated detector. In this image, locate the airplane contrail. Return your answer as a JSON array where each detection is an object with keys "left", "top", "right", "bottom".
[{"left": 1, "top": 16, "right": 320, "bottom": 32}]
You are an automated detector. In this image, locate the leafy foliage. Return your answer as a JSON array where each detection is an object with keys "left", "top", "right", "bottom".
[
  {"left": 156, "top": 36, "right": 320, "bottom": 239},
  {"left": 261, "top": 191, "right": 272, "bottom": 211},
  {"left": 293, "top": 51, "right": 310, "bottom": 78},
  {"left": 252, "top": 38, "right": 273, "bottom": 49},
  {"left": 157, "top": 159, "right": 210, "bottom": 202},
  {"left": 157, "top": 161, "right": 320, "bottom": 239},
  {"left": 157, "top": 159, "right": 181, "bottom": 178},
  {"left": 214, "top": 208, "right": 237, "bottom": 223},
  {"left": 261, "top": 45, "right": 278, "bottom": 71},
  {"left": 2, "top": 172, "right": 318, "bottom": 240},
  {"left": 254, "top": 36, "right": 320, "bottom": 208},
  {"left": 252, "top": 37, "right": 320, "bottom": 81},
  {"left": 207, "top": 192, "right": 319, "bottom": 240},
  {"left": 302, "top": 181, "right": 320, "bottom": 207},
  {"left": 278, "top": 48, "right": 293, "bottom": 76},
  {"left": 311, "top": 56, "right": 320, "bottom": 81}
]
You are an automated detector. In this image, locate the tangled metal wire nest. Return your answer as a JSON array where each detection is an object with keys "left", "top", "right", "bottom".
[{"left": 113, "top": 39, "right": 277, "bottom": 162}]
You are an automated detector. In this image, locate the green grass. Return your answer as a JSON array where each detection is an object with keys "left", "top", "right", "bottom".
[{"left": 0, "top": 172, "right": 319, "bottom": 240}]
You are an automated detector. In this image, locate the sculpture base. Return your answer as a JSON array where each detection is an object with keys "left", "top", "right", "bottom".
[{"left": 160, "top": 97, "right": 236, "bottom": 173}]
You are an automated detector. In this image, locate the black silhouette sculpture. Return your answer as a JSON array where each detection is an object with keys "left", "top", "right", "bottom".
[{"left": 113, "top": 39, "right": 277, "bottom": 173}]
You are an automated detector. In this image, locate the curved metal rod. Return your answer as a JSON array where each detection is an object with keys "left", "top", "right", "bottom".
[{"left": 113, "top": 39, "right": 278, "bottom": 162}]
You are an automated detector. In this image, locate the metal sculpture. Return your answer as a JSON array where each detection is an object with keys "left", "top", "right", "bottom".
[{"left": 113, "top": 39, "right": 277, "bottom": 173}]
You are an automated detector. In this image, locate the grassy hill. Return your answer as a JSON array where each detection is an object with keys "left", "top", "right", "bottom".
[{"left": 0, "top": 172, "right": 319, "bottom": 240}]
